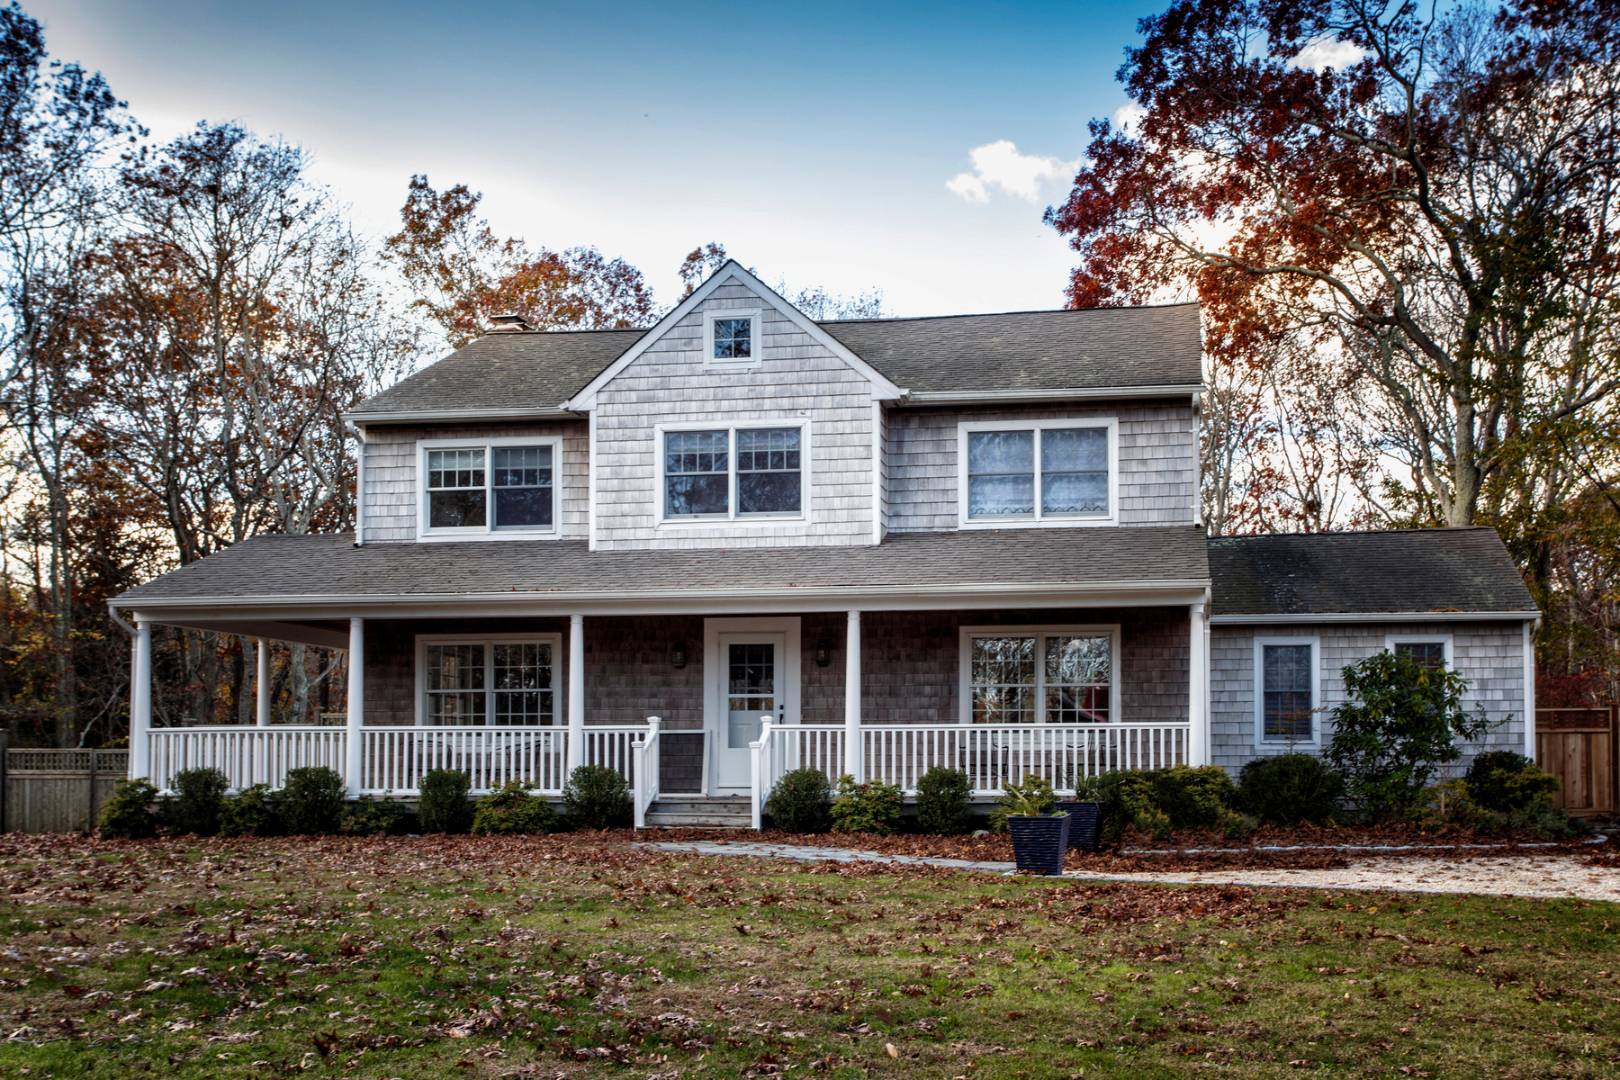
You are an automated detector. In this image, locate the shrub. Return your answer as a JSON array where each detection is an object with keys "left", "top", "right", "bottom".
[
  {"left": 98, "top": 779, "right": 159, "bottom": 839},
  {"left": 562, "top": 765, "right": 632, "bottom": 829},
  {"left": 1324, "top": 652, "right": 1491, "bottom": 819},
  {"left": 990, "top": 774, "right": 1059, "bottom": 832},
  {"left": 830, "top": 775, "right": 903, "bottom": 835},
  {"left": 1092, "top": 770, "right": 1167, "bottom": 842},
  {"left": 471, "top": 781, "right": 556, "bottom": 835},
  {"left": 915, "top": 767, "right": 974, "bottom": 835},
  {"left": 1414, "top": 778, "right": 1488, "bottom": 831},
  {"left": 220, "top": 784, "right": 283, "bottom": 837},
  {"left": 165, "top": 767, "right": 229, "bottom": 836},
  {"left": 1465, "top": 751, "right": 1560, "bottom": 813},
  {"left": 764, "top": 768, "right": 833, "bottom": 833},
  {"left": 279, "top": 766, "right": 346, "bottom": 835},
  {"left": 1149, "top": 765, "right": 1236, "bottom": 829},
  {"left": 1237, "top": 754, "right": 1345, "bottom": 825},
  {"left": 340, "top": 797, "right": 413, "bottom": 836},
  {"left": 418, "top": 769, "right": 474, "bottom": 833}
]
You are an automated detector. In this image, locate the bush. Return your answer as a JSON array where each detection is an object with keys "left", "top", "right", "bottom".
[
  {"left": 279, "top": 766, "right": 346, "bottom": 835},
  {"left": 1465, "top": 751, "right": 1560, "bottom": 812},
  {"left": 340, "top": 797, "right": 413, "bottom": 836},
  {"left": 915, "top": 767, "right": 974, "bottom": 835},
  {"left": 830, "top": 775, "right": 903, "bottom": 835},
  {"left": 1325, "top": 652, "right": 1491, "bottom": 820},
  {"left": 220, "top": 784, "right": 283, "bottom": 837},
  {"left": 1237, "top": 754, "right": 1345, "bottom": 825},
  {"left": 562, "top": 765, "right": 632, "bottom": 829},
  {"left": 764, "top": 768, "right": 833, "bottom": 833},
  {"left": 165, "top": 767, "right": 229, "bottom": 836},
  {"left": 418, "top": 769, "right": 474, "bottom": 833},
  {"left": 471, "top": 781, "right": 556, "bottom": 835},
  {"left": 1092, "top": 770, "right": 1169, "bottom": 842},
  {"left": 990, "top": 774, "right": 1059, "bottom": 832},
  {"left": 98, "top": 779, "right": 159, "bottom": 839},
  {"left": 1149, "top": 765, "right": 1236, "bottom": 829}
]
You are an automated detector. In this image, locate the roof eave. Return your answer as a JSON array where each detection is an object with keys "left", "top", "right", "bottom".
[
  {"left": 898, "top": 384, "right": 1202, "bottom": 408},
  {"left": 347, "top": 404, "right": 580, "bottom": 425},
  {"left": 1209, "top": 610, "right": 1539, "bottom": 624}
]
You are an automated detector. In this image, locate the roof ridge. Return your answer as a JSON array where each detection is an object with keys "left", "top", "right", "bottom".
[
  {"left": 1210, "top": 526, "right": 1494, "bottom": 541},
  {"left": 817, "top": 301, "right": 1201, "bottom": 326}
]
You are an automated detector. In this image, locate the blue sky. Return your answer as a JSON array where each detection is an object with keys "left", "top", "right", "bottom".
[{"left": 30, "top": 0, "right": 1165, "bottom": 316}]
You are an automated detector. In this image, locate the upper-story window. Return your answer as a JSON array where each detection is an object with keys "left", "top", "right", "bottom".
[
  {"left": 418, "top": 437, "right": 559, "bottom": 539},
  {"left": 704, "top": 310, "right": 761, "bottom": 364},
  {"left": 660, "top": 423, "right": 806, "bottom": 521},
  {"left": 957, "top": 418, "right": 1117, "bottom": 527}
]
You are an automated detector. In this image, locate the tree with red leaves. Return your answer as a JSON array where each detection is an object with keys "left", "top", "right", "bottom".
[{"left": 1049, "top": 0, "right": 1620, "bottom": 532}]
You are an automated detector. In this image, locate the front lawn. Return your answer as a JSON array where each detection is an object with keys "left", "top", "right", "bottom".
[{"left": 1, "top": 833, "right": 1615, "bottom": 1078}]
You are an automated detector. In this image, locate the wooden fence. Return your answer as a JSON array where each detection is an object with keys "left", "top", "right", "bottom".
[
  {"left": 0, "top": 737, "right": 130, "bottom": 833},
  {"left": 1535, "top": 707, "right": 1617, "bottom": 818}
]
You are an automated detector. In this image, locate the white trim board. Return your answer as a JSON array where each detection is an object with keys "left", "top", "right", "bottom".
[{"left": 562, "top": 261, "right": 904, "bottom": 410}]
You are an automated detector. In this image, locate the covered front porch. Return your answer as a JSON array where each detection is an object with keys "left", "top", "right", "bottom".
[{"left": 123, "top": 598, "right": 1213, "bottom": 828}]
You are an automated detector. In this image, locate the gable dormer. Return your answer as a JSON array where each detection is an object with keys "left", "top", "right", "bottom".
[{"left": 566, "top": 262, "right": 902, "bottom": 551}]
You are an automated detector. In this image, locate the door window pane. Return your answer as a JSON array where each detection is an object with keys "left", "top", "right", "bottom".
[
  {"left": 726, "top": 642, "right": 776, "bottom": 748},
  {"left": 736, "top": 427, "right": 801, "bottom": 514},
  {"left": 665, "top": 430, "right": 730, "bottom": 516},
  {"left": 425, "top": 449, "right": 487, "bottom": 528},
  {"left": 491, "top": 446, "right": 552, "bottom": 529},
  {"left": 1041, "top": 427, "right": 1109, "bottom": 515},
  {"left": 1261, "top": 643, "right": 1315, "bottom": 741},
  {"left": 966, "top": 431, "right": 1035, "bottom": 518}
]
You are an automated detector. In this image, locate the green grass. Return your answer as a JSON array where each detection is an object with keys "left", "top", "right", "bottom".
[{"left": 0, "top": 833, "right": 1616, "bottom": 1077}]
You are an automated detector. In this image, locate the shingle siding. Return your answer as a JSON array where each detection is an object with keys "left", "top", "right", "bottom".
[
  {"left": 592, "top": 281, "right": 878, "bottom": 549},
  {"left": 885, "top": 403, "right": 1198, "bottom": 532},
  {"left": 361, "top": 421, "right": 589, "bottom": 543},
  {"left": 1209, "top": 621, "right": 1529, "bottom": 773}
]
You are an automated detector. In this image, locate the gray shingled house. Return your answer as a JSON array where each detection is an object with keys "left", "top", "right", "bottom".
[{"left": 109, "top": 261, "right": 1539, "bottom": 827}]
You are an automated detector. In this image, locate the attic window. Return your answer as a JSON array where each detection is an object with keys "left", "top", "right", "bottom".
[{"left": 704, "top": 310, "right": 761, "bottom": 363}]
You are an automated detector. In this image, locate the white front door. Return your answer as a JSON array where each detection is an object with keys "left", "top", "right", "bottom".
[{"left": 705, "top": 618, "right": 801, "bottom": 793}]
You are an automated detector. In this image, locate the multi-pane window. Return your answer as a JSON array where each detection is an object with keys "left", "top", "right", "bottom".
[
  {"left": 1258, "top": 641, "right": 1316, "bottom": 742},
  {"left": 711, "top": 317, "right": 754, "bottom": 359},
  {"left": 423, "top": 441, "right": 555, "bottom": 534},
  {"left": 662, "top": 425, "right": 804, "bottom": 519},
  {"left": 423, "top": 639, "right": 556, "bottom": 725},
  {"left": 962, "top": 422, "right": 1112, "bottom": 523},
  {"left": 966, "top": 630, "right": 1115, "bottom": 724},
  {"left": 1392, "top": 640, "right": 1448, "bottom": 670}
]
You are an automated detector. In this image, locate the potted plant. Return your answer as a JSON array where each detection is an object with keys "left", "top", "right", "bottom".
[
  {"left": 1057, "top": 774, "right": 1103, "bottom": 853},
  {"left": 994, "top": 775, "right": 1069, "bottom": 875}
]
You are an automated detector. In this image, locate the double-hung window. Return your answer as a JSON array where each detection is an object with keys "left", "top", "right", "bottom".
[
  {"left": 420, "top": 636, "right": 558, "bottom": 726},
  {"left": 1254, "top": 636, "right": 1319, "bottom": 745},
  {"left": 959, "top": 419, "right": 1116, "bottom": 526},
  {"left": 1387, "top": 635, "right": 1452, "bottom": 671},
  {"left": 420, "top": 438, "right": 559, "bottom": 538},
  {"left": 661, "top": 423, "right": 806, "bottom": 521},
  {"left": 961, "top": 627, "right": 1118, "bottom": 724}
]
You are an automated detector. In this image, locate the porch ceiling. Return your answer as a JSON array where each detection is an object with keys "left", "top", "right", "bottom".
[{"left": 111, "top": 527, "right": 1211, "bottom": 618}]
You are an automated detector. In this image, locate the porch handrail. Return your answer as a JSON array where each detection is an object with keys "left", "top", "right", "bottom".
[
  {"left": 632, "top": 716, "right": 662, "bottom": 829},
  {"left": 749, "top": 717, "right": 774, "bottom": 830}
]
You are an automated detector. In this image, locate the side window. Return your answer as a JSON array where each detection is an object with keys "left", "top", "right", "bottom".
[
  {"left": 1256, "top": 638, "right": 1318, "bottom": 744},
  {"left": 1390, "top": 638, "right": 1450, "bottom": 670}
]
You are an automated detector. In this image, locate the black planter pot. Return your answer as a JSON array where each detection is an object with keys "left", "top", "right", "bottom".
[
  {"left": 1057, "top": 801, "right": 1101, "bottom": 852},
  {"left": 1007, "top": 814, "right": 1070, "bottom": 875}
]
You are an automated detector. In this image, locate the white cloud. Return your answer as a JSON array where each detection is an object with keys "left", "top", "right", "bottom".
[
  {"left": 1112, "top": 102, "right": 1146, "bottom": 137},
  {"left": 1289, "top": 36, "right": 1366, "bottom": 72},
  {"left": 946, "top": 139, "right": 1078, "bottom": 204}
]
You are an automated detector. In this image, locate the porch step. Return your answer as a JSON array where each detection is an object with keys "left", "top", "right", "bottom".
[{"left": 642, "top": 796, "right": 752, "bottom": 830}]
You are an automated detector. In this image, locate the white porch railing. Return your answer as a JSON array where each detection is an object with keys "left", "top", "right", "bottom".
[
  {"left": 360, "top": 727, "right": 569, "bottom": 795},
  {"left": 147, "top": 726, "right": 346, "bottom": 793},
  {"left": 632, "top": 717, "right": 662, "bottom": 828}
]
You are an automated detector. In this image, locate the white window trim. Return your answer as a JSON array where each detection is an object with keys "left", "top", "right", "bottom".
[
  {"left": 417, "top": 435, "right": 563, "bottom": 542},
  {"left": 956, "top": 417, "right": 1120, "bottom": 529},
  {"left": 957, "top": 624, "right": 1122, "bottom": 725},
  {"left": 654, "top": 419, "right": 812, "bottom": 527},
  {"left": 702, "top": 309, "right": 763, "bottom": 368},
  {"left": 413, "top": 632, "right": 563, "bottom": 726},
  {"left": 1385, "top": 633, "right": 1454, "bottom": 669},
  {"left": 1253, "top": 635, "right": 1321, "bottom": 748}
]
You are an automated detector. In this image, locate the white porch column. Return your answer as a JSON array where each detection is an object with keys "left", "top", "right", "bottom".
[
  {"left": 254, "top": 638, "right": 271, "bottom": 728},
  {"left": 1187, "top": 599, "right": 1209, "bottom": 766},
  {"left": 345, "top": 617, "right": 364, "bottom": 796},
  {"left": 844, "top": 610, "right": 863, "bottom": 781},
  {"left": 129, "top": 618, "right": 153, "bottom": 781},
  {"left": 567, "top": 614, "right": 586, "bottom": 775}
]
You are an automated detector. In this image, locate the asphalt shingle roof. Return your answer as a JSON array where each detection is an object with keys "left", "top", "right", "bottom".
[
  {"left": 350, "top": 304, "right": 1203, "bottom": 419},
  {"left": 112, "top": 527, "right": 1211, "bottom": 606},
  {"left": 1206, "top": 528, "right": 1535, "bottom": 618}
]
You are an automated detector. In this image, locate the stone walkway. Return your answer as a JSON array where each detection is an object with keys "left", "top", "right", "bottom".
[{"left": 641, "top": 840, "right": 1620, "bottom": 903}]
